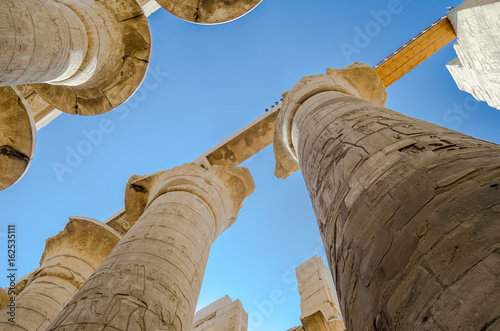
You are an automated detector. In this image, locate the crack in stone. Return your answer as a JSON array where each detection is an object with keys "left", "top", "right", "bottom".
[{"left": 0, "top": 144, "right": 29, "bottom": 162}]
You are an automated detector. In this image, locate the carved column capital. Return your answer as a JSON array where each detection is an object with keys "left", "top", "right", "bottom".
[
  {"left": 48, "top": 164, "right": 254, "bottom": 331},
  {"left": 33, "top": 217, "right": 122, "bottom": 289},
  {"left": 125, "top": 162, "right": 255, "bottom": 235},
  {"left": 274, "top": 63, "right": 387, "bottom": 179},
  {"left": 0, "top": 87, "right": 35, "bottom": 191},
  {"left": 0, "top": 217, "right": 121, "bottom": 330}
]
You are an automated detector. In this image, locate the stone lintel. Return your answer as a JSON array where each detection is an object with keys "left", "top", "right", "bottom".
[
  {"left": 195, "top": 106, "right": 280, "bottom": 168},
  {"left": 104, "top": 208, "right": 129, "bottom": 235}
]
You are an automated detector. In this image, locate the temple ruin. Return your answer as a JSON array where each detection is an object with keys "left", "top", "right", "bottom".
[{"left": 0, "top": 0, "right": 499, "bottom": 330}]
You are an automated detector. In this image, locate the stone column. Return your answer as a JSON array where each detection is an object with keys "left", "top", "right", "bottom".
[
  {"left": 155, "top": 0, "right": 262, "bottom": 24},
  {"left": 274, "top": 63, "right": 500, "bottom": 330},
  {"left": 0, "top": 86, "right": 35, "bottom": 191},
  {"left": 0, "top": 217, "right": 121, "bottom": 330},
  {"left": 47, "top": 163, "right": 255, "bottom": 331},
  {"left": 0, "top": 0, "right": 151, "bottom": 116}
]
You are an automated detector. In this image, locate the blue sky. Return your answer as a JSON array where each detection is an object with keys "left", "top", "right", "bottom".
[{"left": 1, "top": 0, "right": 500, "bottom": 330}]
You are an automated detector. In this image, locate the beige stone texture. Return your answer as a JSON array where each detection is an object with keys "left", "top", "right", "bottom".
[
  {"left": 274, "top": 62, "right": 387, "bottom": 179},
  {"left": 274, "top": 63, "right": 500, "bottom": 330},
  {"left": 0, "top": 0, "right": 88, "bottom": 86},
  {"left": 195, "top": 106, "right": 279, "bottom": 168},
  {"left": 192, "top": 295, "right": 248, "bottom": 331},
  {"left": 0, "top": 289, "right": 9, "bottom": 311},
  {"left": 47, "top": 163, "right": 254, "bottom": 331},
  {"left": 295, "top": 256, "right": 345, "bottom": 331},
  {"left": 105, "top": 208, "right": 131, "bottom": 235},
  {"left": 155, "top": 0, "right": 261, "bottom": 24},
  {"left": 0, "top": 0, "right": 152, "bottom": 116},
  {"left": 0, "top": 217, "right": 121, "bottom": 330},
  {"left": 0, "top": 0, "right": 152, "bottom": 191},
  {"left": 138, "top": 0, "right": 162, "bottom": 16},
  {"left": 287, "top": 327, "right": 305, "bottom": 331},
  {"left": 446, "top": 0, "right": 500, "bottom": 109},
  {"left": 11, "top": 0, "right": 160, "bottom": 131},
  {"left": 0, "top": 86, "right": 35, "bottom": 191}
]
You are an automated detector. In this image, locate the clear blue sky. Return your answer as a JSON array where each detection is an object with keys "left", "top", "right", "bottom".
[{"left": 1, "top": 1, "right": 499, "bottom": 330}]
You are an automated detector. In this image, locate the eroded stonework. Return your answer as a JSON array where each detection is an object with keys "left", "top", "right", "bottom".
[
  {"left": 0, "top": 217, "right": 121, "bottom": 331},
  {"left": 275, "top": 63, "right": 500, "bottom": 330},
  {"left": 192, "top": 295, "right": 248, "bottom": 331},
  {"left": 294, "top": 256, "right": 345, "bottom": 331},
  {"left": 446, "top": 0, "right": 500, "bottom": 110},
  {"left": 155, "top": 0, "right": 261, "bottom": 24}
]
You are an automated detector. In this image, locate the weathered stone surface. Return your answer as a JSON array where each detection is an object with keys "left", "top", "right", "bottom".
[
  {"left": 156, "top": 0, "right": 261, "bottom": 24},
  {"left": 47, "top": 163, "right": 254, "bottom": 331},
  {"left": 274, "top": 63, "right": 387, "bottom": 179},
  {"left": 0, "top": 0, "right": 88, "bottom": 86},
  {"left": 0, "top": 86, "right": 35, "bottom": 191},
  {"left": 292, "top": 256, "right": 345, "bottom": 331},
  {"left": 275, "top": 64, "right": 500, "bottom": 330},
  {"left": 192, "top": 295, "right": 248, "bottom": 331},
  {"left": 0, "top": 217, "right": 121, "bottom": 331},
  {"left": 195, "top": 106, "right": 279, "bottom": 168},
  {"left": 0, "top": 0, "right": 152, "bottom": 190},
  {"left": 104, "top": 208, "right": 131, "bottom": 235},
  {"left": 446, "top": 0, "right": 500, "bottom": 110},
  {"left": 12, "top": 0, "right": 159, "bottom": 131},
  {"left": 0, "top": 289, "right": 9, "bottom": 311},
  {"left": 0, "top": 0, "right": 152, "bottom": 116}
]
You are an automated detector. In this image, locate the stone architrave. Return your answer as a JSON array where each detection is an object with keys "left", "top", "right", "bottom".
[
  {"left": 274, "top": 63, "right": 500, "bottom": 330},
  {"left": 446, "top": 0, "right": 500, "bottom": 110},
  {"left": 192, "top": 295, "right": 248, "bottom": 331},
  {"left": 295, "top": 256, "right": 345, "bottom": 331},
  {"left": 0, "top": 217, "right": 121, "bottom": 331},
  {"left": 47, "top": 163, "right": 255, "bottom": 331},
  {"left": 0, "top": 0, "right": 151, "bottom": 116},
  {"left": 155, "top": 0, "right": 262, "bottom": 24}
]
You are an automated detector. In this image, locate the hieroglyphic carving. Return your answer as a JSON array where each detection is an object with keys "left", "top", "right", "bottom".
[
  {"left": 48, "top": 163, "right": 254, "bottom": 331},
  {"left": 0, "top": 217, "right": 121, "bottom": 331},
  {"left": 446, "top": 1, "right": 500, "bottom": 109},
  {"left": 274, "top": 64, "right": 500, "bottom": 330}
]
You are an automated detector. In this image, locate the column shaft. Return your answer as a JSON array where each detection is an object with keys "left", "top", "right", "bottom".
[
  {"left": 0, "top": 217, "right": 121, "bottom": 330},
  {"left": 47, "top": 163, "right": 254, "bottom": 331},
  {"left": 0, "top": 0, "right": 88, "bottom": 86},
  {"left": 275, "top": 64, "right": 500, "bottom": 330}
]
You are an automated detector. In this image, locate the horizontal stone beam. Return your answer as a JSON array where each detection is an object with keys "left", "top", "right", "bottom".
[
  {"left": 374, "top": 17, "right": 456, "bottom": 87},
  {"left": 194, "top": 106, "right": 280, "bottom": 167}
]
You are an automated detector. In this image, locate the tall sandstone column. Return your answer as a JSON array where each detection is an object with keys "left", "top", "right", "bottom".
[
  {"left": 274, "top": 63, "right": 500, "bottom": 330},
  {"left": 47, "top": 163, "right": 255, "bottom": 331},
  {"left": 0, "top": 217, "right": 121, "bottom": 330}
]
